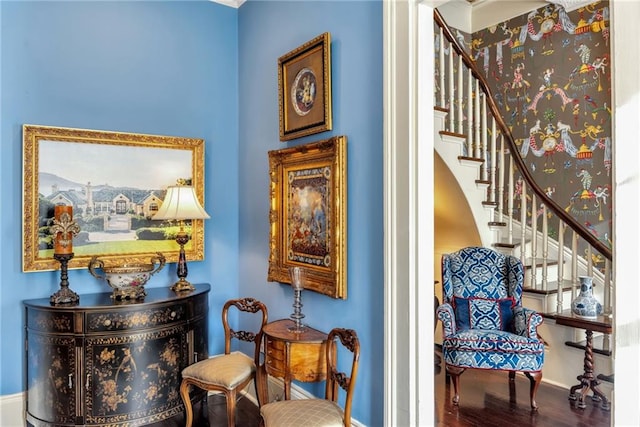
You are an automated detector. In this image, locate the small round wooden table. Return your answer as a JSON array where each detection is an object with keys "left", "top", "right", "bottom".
[{"left": 258, "top": 319, "right": 328, "bottom": 402}]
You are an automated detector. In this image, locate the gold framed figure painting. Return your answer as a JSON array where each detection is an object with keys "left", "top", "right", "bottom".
[
  {"left": 22, "top": 124, "right": 206, "bottom": 272},
  {"left": 278, "top": 32, "right": 332, "bottom": 141},
  {"left": 267, "top": 135, "right": 347, "bottom": 299}
]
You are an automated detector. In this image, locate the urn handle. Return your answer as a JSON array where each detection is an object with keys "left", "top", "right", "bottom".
[
  {"left": 149, "top": 252, "right": 166, "bottom": 276},
  {"left": 88, "top": 256, "right": 105, "bottom": 280}
]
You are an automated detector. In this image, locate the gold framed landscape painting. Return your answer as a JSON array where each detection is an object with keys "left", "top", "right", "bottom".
[
  {"left": 22, "top": 124, "right": 206, "bottom": 272},
  {"left": 267, "top": 135, "right": 347, "bottom": 299},
  {"left": 278, "top": 32, "right": 332, "bottom": 141}
]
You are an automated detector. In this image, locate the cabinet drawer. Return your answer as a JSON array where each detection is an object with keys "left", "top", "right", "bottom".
[
  {"left": 86, "top": 301, "right": 187, "bottom": 333},
  {"left": 265, "top": 338, "right": 285, "bottom": 362},
  {"left": 27, "top": 309, "right": 74, "bottom": 333},
  {"left": 265, "top": 354, "right": 286, "bottom": 377}
]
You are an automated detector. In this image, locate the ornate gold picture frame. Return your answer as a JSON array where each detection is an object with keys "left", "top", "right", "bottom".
[
  {"left": 278, "top": 32, "right": 332, "bottom": 141},
  {"left": 22, "top": 124, "right": 206, "bottom": 272},
  {"left": 267, "top": 135, "right": 347, "bottom": 299}
]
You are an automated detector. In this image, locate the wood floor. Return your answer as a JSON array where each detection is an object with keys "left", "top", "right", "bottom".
[
  {"left": 149, "top": 393, "right": 261, "bottom": 427},
  {"left": 433, "top": 357, "right": 611, "bottom": 427},
  {"left": 154, "top": 357, "right": 612, "bottom": 426}
]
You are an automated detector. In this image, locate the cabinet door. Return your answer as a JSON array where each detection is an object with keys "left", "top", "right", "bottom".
[
  {"left": 26, "top": 333, "right": 77, "bottom": 425},
  {"left": 84, "top": 325, "right": 188, "bottom": 425},
  {"left": 191, "top": 316, "right": 209, "bottom": 363}
]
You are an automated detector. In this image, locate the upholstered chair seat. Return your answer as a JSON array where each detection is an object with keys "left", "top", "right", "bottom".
[
  {"left": 436, "top": 246, "right": 545, "bottom": 409},
  {"left": 260, "top": 399, "right": 344, "bottom": 427},
  {"left": 181, "top": 351, "right": 255, "bottom": 390}
]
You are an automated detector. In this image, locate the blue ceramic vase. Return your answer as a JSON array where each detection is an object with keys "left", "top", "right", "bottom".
[{"left": 571, "top": 276, "right": 602, "bottom": 319}]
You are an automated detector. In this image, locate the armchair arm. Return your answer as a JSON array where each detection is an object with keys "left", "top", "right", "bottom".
[
  {"left": 513, "top": 306, "right": 543, "bottom": 339},
  {"left": 436, "top": 303, "right": 457, "bottom": 337}
]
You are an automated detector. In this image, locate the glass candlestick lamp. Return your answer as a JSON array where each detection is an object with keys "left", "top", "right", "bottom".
[{"left": 288, "top": 266, "right": 306, "bottom": 333}]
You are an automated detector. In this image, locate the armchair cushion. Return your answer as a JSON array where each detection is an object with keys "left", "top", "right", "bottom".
[
  {"left": 453, "top": 296, "right": 515, "bottom": 331},
  {"left": 442, "top": 329, "right": 545, "bottom": 371}
]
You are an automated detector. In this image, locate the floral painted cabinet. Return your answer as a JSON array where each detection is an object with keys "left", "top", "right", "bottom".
[{"left": 24, "top": 284, "right": 210, "bottom": 426}]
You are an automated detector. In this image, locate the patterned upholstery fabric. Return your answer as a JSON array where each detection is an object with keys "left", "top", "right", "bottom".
[
  {"left": 453, "top": 296, "right": 515, "bottom": 330},
  {"left": 260, "top": 399, "right": 344, "bottom": 427},
  {"left": 181, "top": 351, "right": 254, "bottom": 389},
  {"left": 437, "top": 247, "right": 544, "bottom": 372}
]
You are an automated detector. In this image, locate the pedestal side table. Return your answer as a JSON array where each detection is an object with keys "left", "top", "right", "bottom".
[{"left": 554, "top": 310, "right": 612, "bottom": 410}]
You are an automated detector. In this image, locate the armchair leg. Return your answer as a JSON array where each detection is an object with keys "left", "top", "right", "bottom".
[
  {"left": 524, "top": 371, "right": 542, "bottom": 410},
  {"left": 446, "top": 366, "right": 465, "bottom": 405}
]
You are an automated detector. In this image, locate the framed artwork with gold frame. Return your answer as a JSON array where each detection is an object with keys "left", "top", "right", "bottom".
[
  {"left": 267, "top": 135, "right": 347, "bottom": 299},
  {"left": 278, "top": 32, "right": 332, "bottom": 141},
  {"left": 22, "top": 124, "right": 206, "bottom": 272}
]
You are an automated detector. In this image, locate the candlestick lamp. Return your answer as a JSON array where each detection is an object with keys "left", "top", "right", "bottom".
[{"left": 153, "top": 184, "right": 209, "bottom": 292}]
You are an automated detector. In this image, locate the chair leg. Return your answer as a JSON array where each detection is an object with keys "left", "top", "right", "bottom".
[
  {"left": 446, "top": 366, "right": 465, "bottom": 405},
  {"left": 255, "top": 364, "right": 268, "bottom": 407},
  {"left": 180, "top": 380, "right": 194, "bottom": 427},
  {"left": 508, "top": 371, "right": 516, "bottom": 381},
  {"left": 524, "top": 371, "right": 542, "bottom": 410},
  {"left": 226, "top": 389, "right": 237, "bottom": 427}
]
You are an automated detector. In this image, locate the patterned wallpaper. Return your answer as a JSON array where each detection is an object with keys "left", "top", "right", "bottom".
[{"left": 470, "top": 1, "right": 612, "bottom": 257}]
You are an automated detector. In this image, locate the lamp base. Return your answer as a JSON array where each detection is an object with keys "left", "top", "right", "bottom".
[{"left": 171, "top": 278, "right": 195, "bottom": 293}]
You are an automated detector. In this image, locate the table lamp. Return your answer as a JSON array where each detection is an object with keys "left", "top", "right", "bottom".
[{"left": 153, "top": 184, "right": 209, "bottom": 292}]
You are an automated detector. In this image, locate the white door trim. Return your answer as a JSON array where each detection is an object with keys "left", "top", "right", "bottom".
[{"left": 383, "top": 1, "right": 435, "bottom": 425}]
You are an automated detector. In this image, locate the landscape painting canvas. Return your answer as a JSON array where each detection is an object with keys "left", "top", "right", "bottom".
[{"left": 22, "top": 125, "right": 206, "bottom": 272}]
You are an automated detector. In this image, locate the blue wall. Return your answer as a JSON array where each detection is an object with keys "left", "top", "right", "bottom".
[
  {"left": 1, "top": 1, "right": 383, "bottom": 425},
  {"left": 0, "top": 0, "right": 239, "bottom": 394},
  {"left": 238, "top": 1, "right": 383, "bottom": 424}
]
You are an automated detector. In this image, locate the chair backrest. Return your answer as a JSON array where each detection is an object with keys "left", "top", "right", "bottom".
[
  {"left": 324, "top": 328, "right": 360, "bottom": 426},
  {"left": 221, "top": 297, "right": 268, "bottom": 364},
  {"left": 441, "top": 246, "right": 524, "bottom": 305}
]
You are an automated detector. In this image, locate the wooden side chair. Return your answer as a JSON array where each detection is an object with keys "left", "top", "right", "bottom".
[
  {"left": 179, "top": 297, "right": 268, "bottom": 427},
  {"left": 260, "top": 328, "right": 360, "bottom": 427}
]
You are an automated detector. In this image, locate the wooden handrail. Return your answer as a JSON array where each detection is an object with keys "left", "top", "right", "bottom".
[{"left": 434, "top": 9, "right": 612, "bottom": 261}]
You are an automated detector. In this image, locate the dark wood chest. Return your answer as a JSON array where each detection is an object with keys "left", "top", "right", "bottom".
[{"left": 24, "top": 284, "right": 210, "bottom": 426}]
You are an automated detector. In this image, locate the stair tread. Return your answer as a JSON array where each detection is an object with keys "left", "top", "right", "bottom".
[
  {"left": 564, "top": 335, "right": 612, "bottom": 357},
  {"left": 493, "top": 239, "right": 524, "bottom": 248},
  {"left": 440, "top": 130, "right": 466, "bottom": 139},
  {"left": 458, "top": 155, "right": 484, "bottom": 163},
  {"left": 523, "top": 281, "right": 574, "bottom": 295},
  {"left": 597, "top": 373, "right": 614, "bottom": 383},
  {"left": 524, "top": 257, "right": 560, "bottom": 268}
]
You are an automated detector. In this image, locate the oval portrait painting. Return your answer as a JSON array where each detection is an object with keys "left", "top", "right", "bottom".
[{"left": 291, "top": 67, "right": 317, "bottom": 116}]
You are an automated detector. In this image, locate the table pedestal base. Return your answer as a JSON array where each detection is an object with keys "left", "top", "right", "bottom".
[{"left": 568, "top": 329, "right": 611, "bottom": 411}]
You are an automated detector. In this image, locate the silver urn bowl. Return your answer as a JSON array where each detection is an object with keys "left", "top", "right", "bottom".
[{"left": 89, "top": 252, "right": 166, "bottom": 300}]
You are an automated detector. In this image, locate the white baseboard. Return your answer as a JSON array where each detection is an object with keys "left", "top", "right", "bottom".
[{"left": 0, "top": 392, "right": 25, "bottom": 427}]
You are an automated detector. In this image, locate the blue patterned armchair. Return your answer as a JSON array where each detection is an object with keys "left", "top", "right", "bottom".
[{"left": 436, "top": 246, "right": 545, "bottom": 409}]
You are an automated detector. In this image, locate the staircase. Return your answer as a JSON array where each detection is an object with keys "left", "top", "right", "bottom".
[{"left": 433, "top": 9, "right": 614, "bottom": 392}]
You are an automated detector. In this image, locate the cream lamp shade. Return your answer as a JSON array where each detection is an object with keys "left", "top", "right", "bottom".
[{"left": 153, "top": 185, "right": 210, "bottom": 221}]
